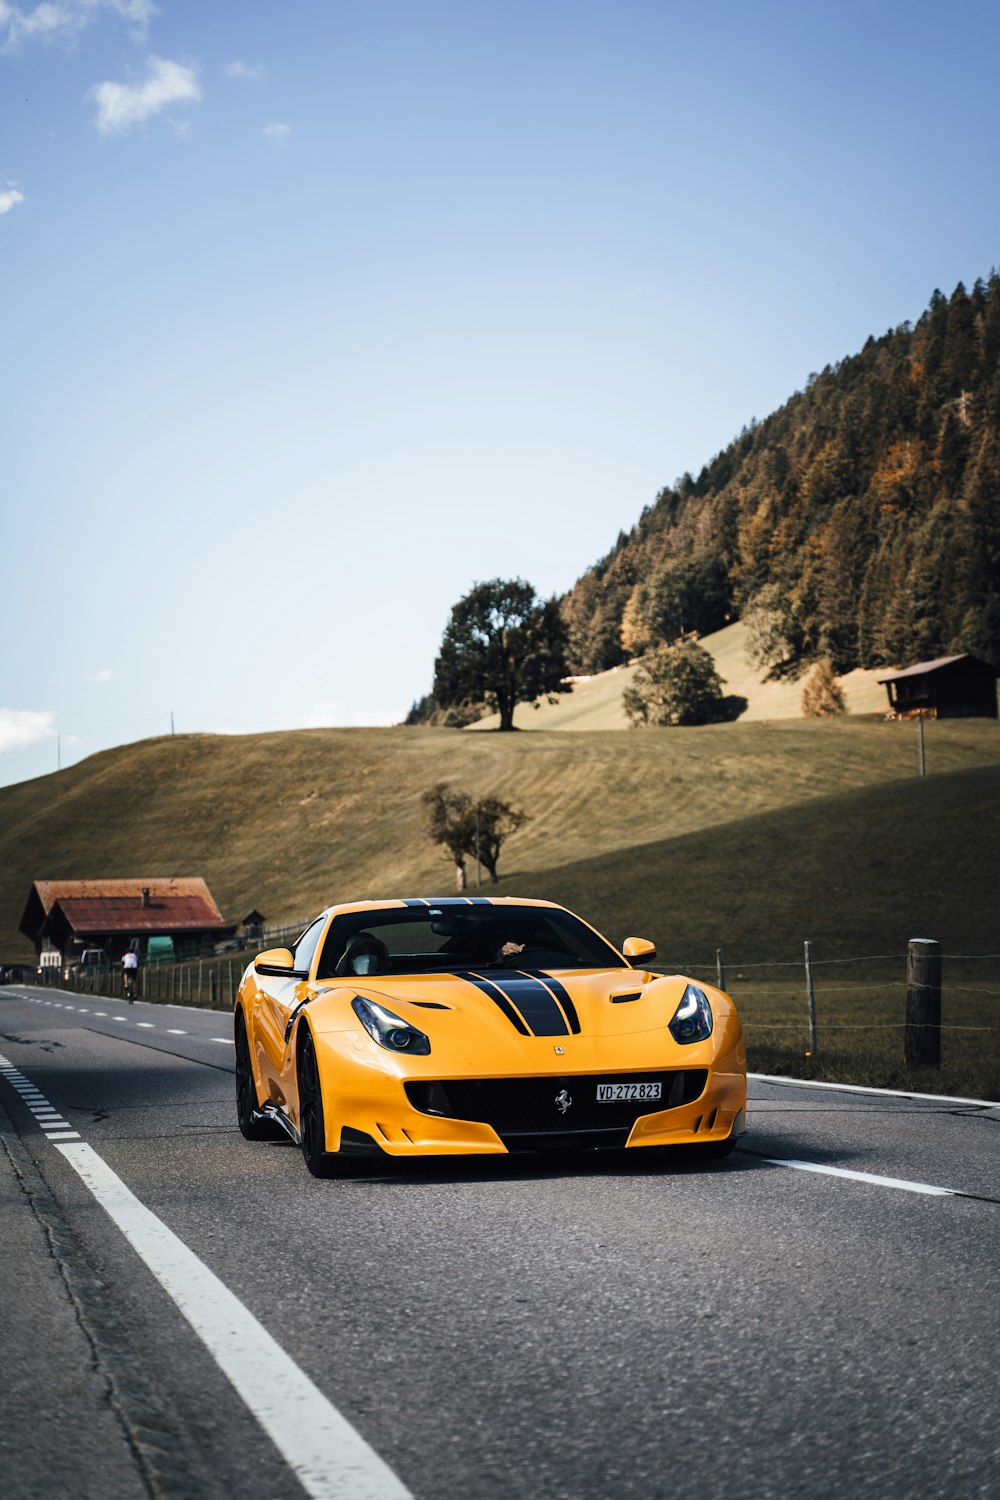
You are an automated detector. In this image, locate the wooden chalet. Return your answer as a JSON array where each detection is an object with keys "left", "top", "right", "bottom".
[
  {"left": 19, "top": 878, "right": 233, "bottom": 965},
  {"left": 878, "top": 654, "right": 999, "bottom": 719}
]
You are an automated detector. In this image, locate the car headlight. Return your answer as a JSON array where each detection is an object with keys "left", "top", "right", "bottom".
[
  {"left": 352, "top": 997, "right": 431, "bottom": 1055},
  {"left": 669, "top": 983, "right": 713, "bottom": 1044}
]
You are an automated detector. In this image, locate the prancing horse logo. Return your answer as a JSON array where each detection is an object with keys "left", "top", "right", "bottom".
[{"left": 554, "top": 1088, "right": 572, "bottom": 1114}]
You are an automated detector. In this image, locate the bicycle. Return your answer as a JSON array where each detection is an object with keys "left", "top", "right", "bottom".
[{"left": 123, "top": 969, "right": 137, "bottom": 1005}]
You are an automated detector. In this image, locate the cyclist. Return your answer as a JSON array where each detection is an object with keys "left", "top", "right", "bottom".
[{"left": 122, "top": 948, "right": 139, "bottom": 1004}]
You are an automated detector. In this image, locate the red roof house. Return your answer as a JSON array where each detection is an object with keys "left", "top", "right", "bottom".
[{"left": 20, "top": 878, "right": 232, "bottom": 962}]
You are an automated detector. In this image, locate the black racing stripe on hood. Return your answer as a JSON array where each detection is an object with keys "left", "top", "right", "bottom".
[
  {"left": 533, "top": 973, "right": 581, "bottom": 1035},
  {"left": 486, "top": 973, "right": 570, "bottom": 1037},
  {"left": 463, "top": 972, "right": 531, "bottom": 1035}
]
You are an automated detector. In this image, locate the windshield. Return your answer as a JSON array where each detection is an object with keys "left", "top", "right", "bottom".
[{"left": 316, "top": 902, "right": 627, "bottom": 979}]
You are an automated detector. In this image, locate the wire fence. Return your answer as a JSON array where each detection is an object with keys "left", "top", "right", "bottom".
[{"left": 22, "top": 937, "right": 998, "bottom": 1035}]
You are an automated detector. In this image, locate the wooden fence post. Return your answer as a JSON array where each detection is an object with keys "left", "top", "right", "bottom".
[
  {"left": 716, "top": 947, "right": 726, "bottom": 991},
  {"left": 804, "top": 940, "right": 818, "bottom": 1054},
  {"left": 905, "top": 938, "right": 941, "bottom": 1066}
]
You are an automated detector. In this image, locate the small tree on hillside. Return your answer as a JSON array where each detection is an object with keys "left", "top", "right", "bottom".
[
  {"left": 473, "top": 795, "right": 528, "bottom": 883},
  {"left": 801, "top": 660, "right": 847, "bottom": 717},
  {"left": 422, "top": 783, "right": 527, "bottom": 889},
  {"left": 422, "top": 784, "right": 476, "bottom": 891},
  {"left": 433, "top": 578, "right": 569, "bottom": 731},
  {"left": 623, "top": 642, "right": 731, "bottom": 727}
]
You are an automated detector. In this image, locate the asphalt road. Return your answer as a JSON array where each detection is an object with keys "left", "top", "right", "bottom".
[{"left": 1, "top": 982, "right": 998, "bottom": 1500}]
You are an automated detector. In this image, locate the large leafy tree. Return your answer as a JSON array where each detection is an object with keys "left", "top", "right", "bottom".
[{"left": 434, "top": 578, "right": 569, "bottom": 731}]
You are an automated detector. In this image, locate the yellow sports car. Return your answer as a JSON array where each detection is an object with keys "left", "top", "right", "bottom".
[{"left": 234, "top": 897, "right": 746, "bottom": 1176}]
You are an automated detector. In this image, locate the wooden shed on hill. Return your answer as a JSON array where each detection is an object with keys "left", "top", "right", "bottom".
[
  {"left": 19, "top": 878, "right": 233, "bottom": 965},
  {"left": 878, "top": 654, "right": 999, "bottom": 719}
]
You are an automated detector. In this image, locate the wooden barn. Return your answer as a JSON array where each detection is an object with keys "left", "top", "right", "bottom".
[
  {"left": 878, "top": 654, "right": 999, "bottom": 719},
  {"left": 19, "top": 878, "right": 233, "bottom": 965}
]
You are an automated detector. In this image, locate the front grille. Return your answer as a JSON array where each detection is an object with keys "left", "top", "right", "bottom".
[{"left": 405, "top": 1070, "right": 707, "bottom": 1144}]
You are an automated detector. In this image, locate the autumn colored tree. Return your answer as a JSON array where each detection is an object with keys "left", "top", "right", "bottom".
[{"left": 800, "top": 661, "right": 846, "bottom": 717}]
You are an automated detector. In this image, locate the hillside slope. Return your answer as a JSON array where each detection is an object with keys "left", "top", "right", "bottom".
[
  {"left": 561, "top": 275, "right": 1000, "bottom": 679},
  {"left": 470, "top": 619, "right": 890, "bottom": 731},
  {"left": 1, "top": 720, "right": 997, "bottom": 961}
]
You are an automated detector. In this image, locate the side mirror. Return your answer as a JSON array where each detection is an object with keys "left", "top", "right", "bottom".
[
  {"left": 623, "top": 937, "right": 657, "bottom": 963},
  {"left": 254, "top": 947, "right": 300, "bottom": 977}
]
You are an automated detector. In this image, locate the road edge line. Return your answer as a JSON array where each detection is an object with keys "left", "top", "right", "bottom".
[{"left": 749, "top": 1072, "right": 999, "bottom": 1109}]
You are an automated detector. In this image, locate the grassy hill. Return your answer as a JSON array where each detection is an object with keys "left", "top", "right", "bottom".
[
  {"left": 1, "top": 717, "right": 996, "bottom": 963},
  {"left": 469, "top": 620, "right": 890, "bottom": 731}
]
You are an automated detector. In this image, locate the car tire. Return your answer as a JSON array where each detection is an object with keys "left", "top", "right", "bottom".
[
  {"left": 298, "top": 1027, "right": 340, "bottom": 1178},
  {"left": 235, "top": 1009, "right": 284, "bottom": 1141}
]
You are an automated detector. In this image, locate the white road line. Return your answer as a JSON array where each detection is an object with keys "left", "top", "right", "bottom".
[
  {"left": 94, "top": 1011, "right": 107, "bottom": 1016},
  {"left": 166, "top": 1029, "right": 186, "bottom": 1035},
  {"left": 48, "top": 1132, "right": 80, "bottom": 1140},
  {"left": 750, "top": 1072, "right": 1000, "bottom": 1109},
  {"left": 766, "top": 1158, "right": 958, "bottom": 1197},
  {"left": 209, "top": 1038, "right": 230, "bottom": 1045},
  {"left": 53, "top": 1142, "right": 412, "bottom": 1500},
  {"left": 136, "top": 1023, "right": 155, "bottom": 1029}
]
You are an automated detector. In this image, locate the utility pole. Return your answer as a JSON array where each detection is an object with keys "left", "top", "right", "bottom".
[
  {"left": 57, "top": 734, "right": 61, "bottom": 771},
  {"left": 475, "top": 803, "right": 482, "bottom": 889},
  {"left": 170, "top": 710, "right": 175, "bottom": 735},
  {"left": 917, "top": 710, "right": 926, "bottom": 777}
]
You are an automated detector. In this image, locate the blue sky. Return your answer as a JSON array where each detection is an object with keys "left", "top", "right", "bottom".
[{"left": 2, "top": 0, "right": 999, "bottom": 786}]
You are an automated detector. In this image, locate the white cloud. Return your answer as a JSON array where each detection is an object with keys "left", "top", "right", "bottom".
[
  {"left": 224, "top": 59, "right": 264, "bottom": 80},
  {"left": 0, "top": 0, "right": 155, "bottom": 51},
  {"left": 0, "top": 707, "right": 55, "bottom": 754},
  {"left": 90, "top": 54, "right": 202, "bottom": 135},
  {"left": 263, "top": 121, "right": 290, "bottom": 146},
  {"left": 0, "top": 186, "right": 24, "bottom": 214},
  {"left": 86, "top": 667, "right": 112, "bottom": 683}
]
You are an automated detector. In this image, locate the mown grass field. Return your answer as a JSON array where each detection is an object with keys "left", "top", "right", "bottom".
[{"left": 2, "top": 717, "right": 998, "bottom": 1096}]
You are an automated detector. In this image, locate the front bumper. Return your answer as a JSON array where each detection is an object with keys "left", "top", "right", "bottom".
[{"left": 323, "top": 1058, "right": 747, "bottom": 1156}]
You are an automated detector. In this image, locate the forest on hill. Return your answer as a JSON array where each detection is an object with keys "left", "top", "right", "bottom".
[{"left": 561, "top": 274, "right": 1000, "bottom": 679}]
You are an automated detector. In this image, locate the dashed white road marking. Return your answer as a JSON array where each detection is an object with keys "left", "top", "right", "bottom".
[
  {"left": 766, "top": 1158, "right": 959, "bottom": 1197},
  {"left": 94, "top": 1011, "right": 107, "bottom": 1016},
  {"left": 136, "top": 1022, "right": 155, "bottom": 1029},
  {"left": 209, "top": 1038, "right": 230, "bottom": 1045},
  {"left": 53, "top": 1141, "right": 413, "bottom": 1500},
  {"left": 166, "top": 1029, "right": 186, "bottom": 1035}
]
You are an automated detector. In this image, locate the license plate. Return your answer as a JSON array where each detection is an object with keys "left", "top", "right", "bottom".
[{"left": 596, "top": 1081, "right": 662, "bottom": 1103}]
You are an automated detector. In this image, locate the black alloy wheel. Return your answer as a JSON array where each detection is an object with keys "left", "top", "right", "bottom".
[
  {"left": 235, "top": 1009, "right": 284, "bottom": 1141},
  {"left": 298, "top": 1027, "right": 339, "bottom": 1177}
]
